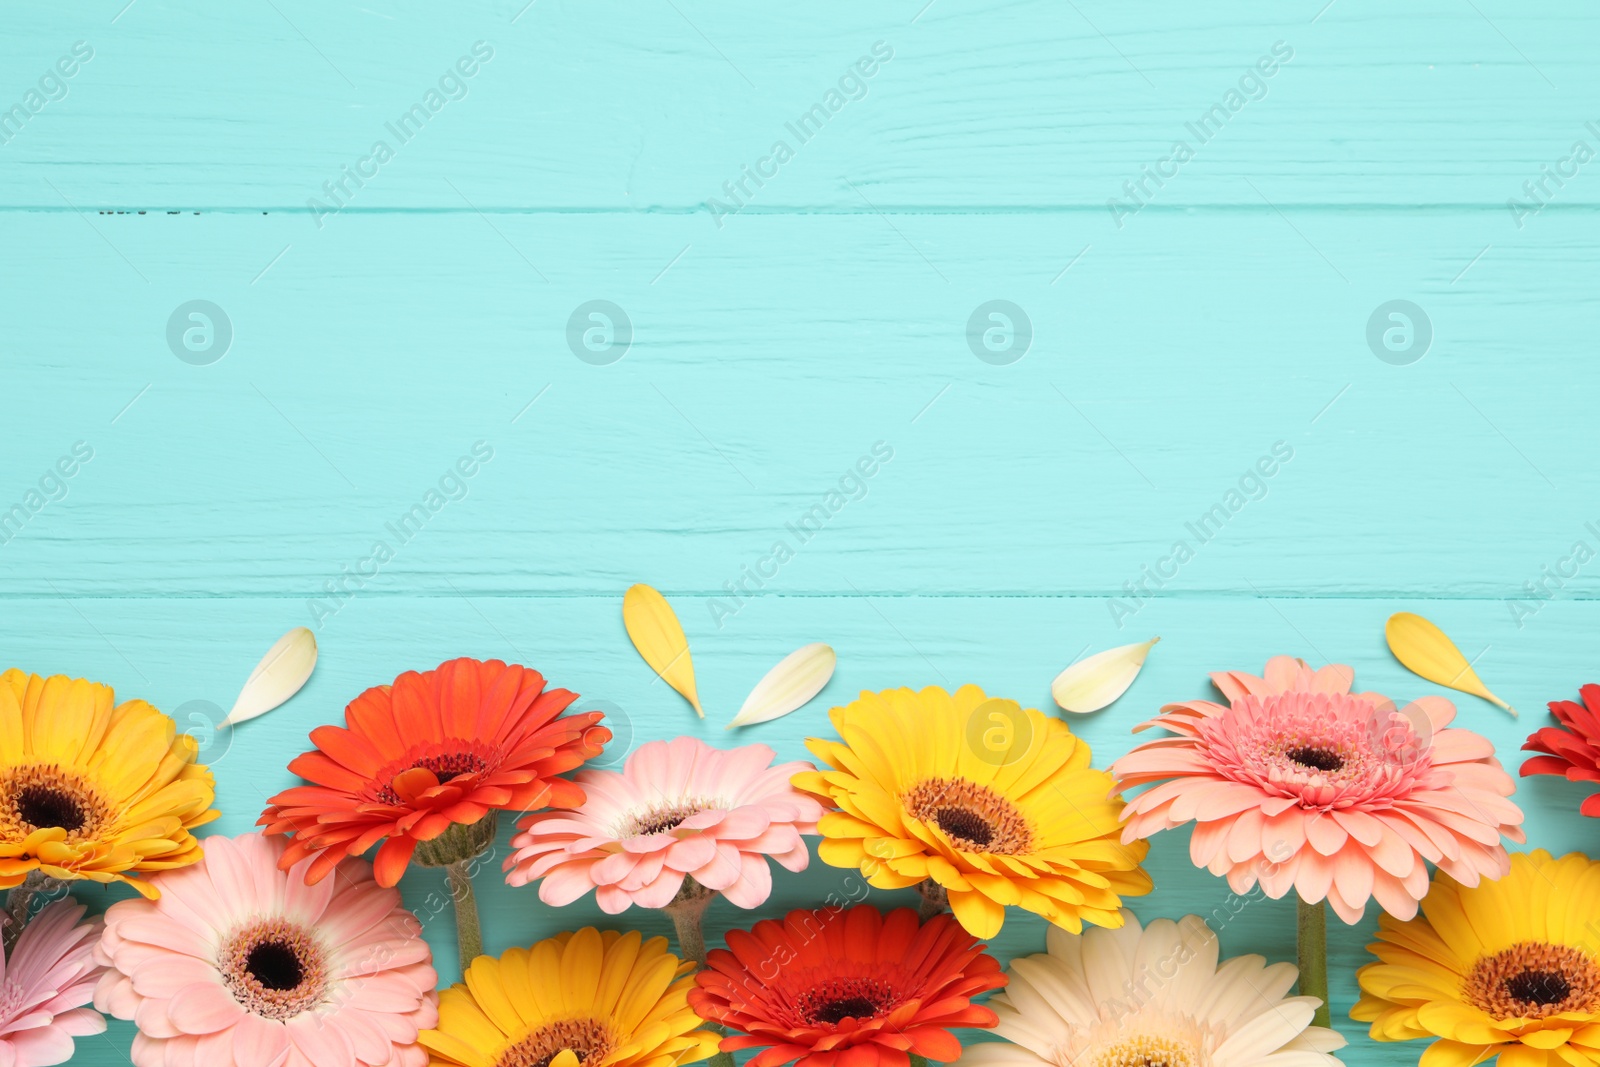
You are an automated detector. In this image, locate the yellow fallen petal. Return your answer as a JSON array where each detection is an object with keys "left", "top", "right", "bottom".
[
  {"left": 1385, "top": 612, "right": 1515, "bottom": 718},
  {"left": 1051, "top": 637, "right": 1160, "bottom": 714},
  {"left": 222, "top": 626, "right": 318, "bottom": 726},
  {"left": 727, "top": 643, "right": 835, "bottom": 729},
  {"left": 622, "top": 584, "right": 703, "bottom": 718}
]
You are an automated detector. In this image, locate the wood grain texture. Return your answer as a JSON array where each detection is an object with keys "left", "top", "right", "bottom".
[
  {"left": 4, "top": 2, "right": 1597, "bottom": 1064},
  {"left": 0, "top": 210, "right": 1595, "bottom": 606},
  {"left": 2, "top": 1, "right": 1596, "bottom": 210}
]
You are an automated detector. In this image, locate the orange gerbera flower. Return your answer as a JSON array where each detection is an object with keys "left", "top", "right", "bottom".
[
  {"left": 259, "top": 657, "right": 608, "bottom": 886},
  {"left": 689, "top": 905, "right": 1005, "bottom": 1067}
]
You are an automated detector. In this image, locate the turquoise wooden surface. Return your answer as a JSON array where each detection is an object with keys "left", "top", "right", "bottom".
[{"left": 4, "top": 3, "right": 1597, "bottom": 1064}]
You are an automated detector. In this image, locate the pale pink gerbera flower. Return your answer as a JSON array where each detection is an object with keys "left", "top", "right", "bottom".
[
  {"left": 1111, "top": 655, "right": 1525, "bottom": 924},
  {"left": 94, "top": 832, "right": 437, "bottom": 1067},
  {"left": 504, "top": 736, "right": 823, "bottom": 912},
  {"left": 0, "top": 901, "right": 105, "bottom": 1066}
]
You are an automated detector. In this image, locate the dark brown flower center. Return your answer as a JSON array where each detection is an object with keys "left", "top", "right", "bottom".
[
  {"left": 797, "top": 978, "right": 895, "bottom": 1027},
  {"left": 245, "top": 940, "right": 304, "bottom": 991},
  {"left": 496, "top": 1018, "right": 614, "bottom": 1067},
  {"left": 935, "top": 808, "right": 993, "bottom": 847},
  {"left": 1465, "top": 941, "right": 1600, "bottom": 1020},
  {"left": 15, "top": 785, "right": 86, "bottom": 832},
  {"left": 0, "top": 766, "right": 111, "bottom": 844},
  {"left": 903, "top": 777, "right": 1033, "bottom": 855},
  {"left": 1287, "top": 746, "right": 1344, "bottom": 772},
  {"left": 1506, "top": 970, "right": 1570, "bottom": 1005},
  {"left": 220, "top": 919, "right": 327, "bottom": 1020}
]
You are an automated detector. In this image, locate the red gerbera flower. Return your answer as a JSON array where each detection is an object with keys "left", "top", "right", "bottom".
[
  {"left": 1522, "top": 683, "right": 1600, "bottom": 815},
  {"left": 688, "top": 905, "right": 1004, "bottom": 1067},
  {"left": 259, "top": 656, "right": 608, "bottom": 886}
]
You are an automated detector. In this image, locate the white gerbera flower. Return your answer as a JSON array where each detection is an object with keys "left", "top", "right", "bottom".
[{"left": 958, "top": 910, "right": 1346, "bottom": 1067}]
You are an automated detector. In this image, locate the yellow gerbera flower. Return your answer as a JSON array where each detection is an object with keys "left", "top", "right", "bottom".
[
  {"left": 0, "top": 669, "right": 217, "bottom": 898},
  {"left": 1354, "top": 849, "right": 1600, "bottom": 1067},
  {"left": 421, "top": 928, "right": 720, "bottom": 1067},
  {"left": 794, "top": 685, "right": 1151, "bottom": 938}
]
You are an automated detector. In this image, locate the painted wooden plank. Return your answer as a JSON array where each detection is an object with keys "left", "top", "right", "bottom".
[
  {"left": 0, "top": 210, "right": 1593, "bottom": 607},
  {"left": 8, "top": 591, "right": 1585, "bottom": 1066},
  {"left": 1, "top": 0, "right": 1596, "bottom": 210}
]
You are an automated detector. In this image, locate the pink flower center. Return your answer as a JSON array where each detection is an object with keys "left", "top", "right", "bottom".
[
  {"left": 1197, "top": 690, "right": 1433, "bottom": 810},
  {"left": 220, "top": 918, "right": 328, "bottom": 1020}
]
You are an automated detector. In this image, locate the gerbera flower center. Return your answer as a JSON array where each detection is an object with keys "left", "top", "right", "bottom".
[
  {"left": 0, "top": 765, "right": 112, "bottom": 843},
  {"left": 797, "top": 977, "right": 896, "bottom": 1026},
  {"left": 15, "top": 785, "right": 87, "bottom": 832},
  {"left": 497, "top": 1018, "right": 615, "bottom": 1067},
  {"left": 1197, "top": 690, "right": 1434, "bottom": 810},
  {"left": 1464, "top": 941, "right": 1600, "bottom": 1020},
  {"left": 902, "top": 777, "right": 1033, "bottom": 854},
  {"left": 245, "top": 940, "right": 304, "bottom": 991},
  {"left": 219, "top": 918, "right": 328, "bottom": 1020},
  {"left": 1088, "top": 1032, "right": 1199, "bottom": 1067},
  {"left": 376, "top": 750, "right": 491, "bottom": 803},
  {"left": 619, "top": 797, "right": 724, "bottom": 838},
  {"left": 1286, "top": 746, "right": 1344, "bottom": 772}
]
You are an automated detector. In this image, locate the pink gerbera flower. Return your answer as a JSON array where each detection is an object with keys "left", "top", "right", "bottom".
[
  {"left": 0, "top": 900, "right": 105, "bottom": 1067},
  {"left": 94, "top": 832, "right": 438, "bottom": 1067},
  {"left": 504, "top": 736, "right": 823, "bottom": 912},
  {"left": 1111, "top": 655, "right": 1524, "bottom": 924}
]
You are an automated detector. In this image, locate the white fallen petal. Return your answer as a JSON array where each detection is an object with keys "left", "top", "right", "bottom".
[
  {"left": 728, "top": 643, "right": 836, "bottom": 729},
  {"left": 222, "top": 626, "right": 318, "bottom": 726},
  {"left": 1051, "top": 637, "right": 1159, "bottom": 714}
]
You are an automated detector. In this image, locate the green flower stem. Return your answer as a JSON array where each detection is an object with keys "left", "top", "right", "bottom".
[
  {"left": 445, "top": 860, "right": 483, "bottom": 973},
  {"left": 1297, "top": 896, "right": 1331, "bottom": 1029},
  {"left": 909, "top": 1056, "right": 930, "bottom": 1067},
  {"left": 663, "top": 879, "right": 734, "bottom": 1067},
  {"left": 412, "top": 814, "right": 498, "bottom": 975}
]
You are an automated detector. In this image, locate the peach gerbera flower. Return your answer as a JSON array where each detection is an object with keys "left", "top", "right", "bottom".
[
  {"left": 260, "top": 657, "right": 609, "bottom": 886},
  {"left": 1111, "top": 655, "right": 1525, "bottom": 924},
  {"left": 504, "top": 736, "right": 822, "bottom": 912},
  {"left": 94, "top": 832, "right": 437, "bottom": 1067}
]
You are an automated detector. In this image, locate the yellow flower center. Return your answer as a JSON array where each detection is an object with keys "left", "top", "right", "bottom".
[
  {"left": 1089, "top": 1033, "right": 1199, "bottom": 1067},
  {"left": 902, "top": 777, "right": 1033, "bottom": 854},
  {"left": 0, "top": 765, "right": 113, "bottom": 843},
  {"left": 1464, "top": 941, "right": 1600, "bottom": 1020},
  {"left": 497, "top": 1019, "right": 615, "bottom": 1067},
  {"left": 220, "top": 918, "right": 329, "bottom": 1020}
]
